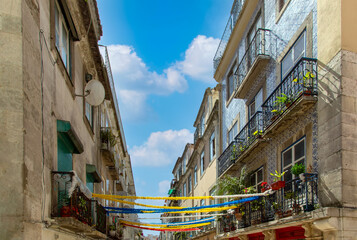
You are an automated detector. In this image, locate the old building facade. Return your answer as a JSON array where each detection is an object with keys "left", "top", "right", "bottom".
[
  {"left": 213, "top": 0, "right": 357, "bottom": 239},
  {"left": 0, "top": 0, "right": 136, "bottom": 239}
]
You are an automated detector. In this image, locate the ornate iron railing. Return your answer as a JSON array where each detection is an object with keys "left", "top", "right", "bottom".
[
  {"left": 94, "top": 200, "right": 107, "bottom": 234},
  {"left": 51, "top": 172, "right": 93, "bottom": 225},
  {"left": 213, "top": 0, "right": 246, "bottom": 70},
  {"left": 235, "top": 29, "right": 272, "bottom": 90},
  {"left": 100, "top": 127, "right": 116, "bottom": 152},
  {"left": 217, "top": 174, "right": 318, "bottom": 234},
  {"left": 262, "top": 58, "right": 318, "bottom": 129},
  {"left": 217, "top": 140, "right": 237, "bottom": 177},
  {"left": 99, "top": 45, "right": 127, "bottom": 152},
  {"left": 218, "top": 112, "right": 263, "bottom": 177}
]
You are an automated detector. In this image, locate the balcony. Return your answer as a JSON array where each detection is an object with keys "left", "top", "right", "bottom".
[
  {"left": 213, "top": 0, "right": 246, "bottom": 70},
  {"left": 194, "top": 123, "right": 202, "bottom": 144},
  {"left": 234, "top": 29, "right": 272, "bottom": 99},
  {"left": 100, "top": 127, "right": 116, "bottom": 167},
  {"left": 218, "top": 112, "right": 264, "bottom": 177},
  {"left": 51, "top": 172, "right": 107, "bottom": 238},
  {"left": 217, "top": 174, "right": 319, "bottom": 235},
  {"left": 262, "top": 58, "right": 318, "bottom": 135}
]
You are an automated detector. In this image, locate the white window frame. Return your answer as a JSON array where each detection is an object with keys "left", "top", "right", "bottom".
[
  {"left": 227, "top": 121, "right": 238, "bottom": 146},
  {"left": 194, "top": 165, "right": 198, "bottom": 186},
  {"left": 249, "top": 167, "right": 264, "bottom": 192},
  {"left": 85, "top": 101, "right": 93, "bottom": 127},
  {"left": 209, "top": 131, "right": 216, "bottom": 161},
  {"left": 282, "top": 137, "right": 306, "bottom": 180},
  {"left": 281, "top": 31, "right": 306, "bottom": 80},
  {"left": 188, "top": 175, "right": 192, "bottom": 194},
  {"left": 200, "top": 151, "right": 205, "bottom": 176},
  {"left": 55, "top": 1, "right": 71, "bottom": 73}
]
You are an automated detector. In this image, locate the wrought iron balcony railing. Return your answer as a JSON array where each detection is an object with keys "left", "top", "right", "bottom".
[
  {"left": 213, "top": 0, "right": 246, "bottom": 70},
  {"left": 218, "top": 112, "right": 263, "bottom": 177},
  {"left": 93, "top": 200, "right": 107, "bottom": 234},
  {"left": 218, "top": 174, "right": 319, "bottom": 234},
  {"left": 51, "top": 172, "right": 93, "bottom": 225},
  {"left": 234, "top": 29, "right": 272, "bottom": 96},
  {"left": 262, "top": 58, "right": 318, "bottom": 129},
  {"left": 51, "top": 172, "right": 108, "bottom": 233}
]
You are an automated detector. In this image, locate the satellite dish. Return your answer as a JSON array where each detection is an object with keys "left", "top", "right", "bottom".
[{"left": 84, "top": 80, "right": 105, "bottom": 106}]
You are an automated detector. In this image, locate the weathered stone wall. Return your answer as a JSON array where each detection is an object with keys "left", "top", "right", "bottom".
[{"left": 0, "top": 0, "right": 24, "bottom": 239}]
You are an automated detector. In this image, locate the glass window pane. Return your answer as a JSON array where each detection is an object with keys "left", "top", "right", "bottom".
[
  {"left": 250, "top": 174, "right": 256, "bottom": 186},
  {"left": 281, "top": 50, "right": 293, "bottom": 78},
  {"left": 293, "top": 33, "right": 305, "bottom": 62},
  {"left": 257, "top": 169, "right": 263, "bottom": 183},
  {"left": 283, "top": 149, "right": 292, "bottom": 167},
  {"left": 295, "top": 140, "right": 305, "bottom": 160}
]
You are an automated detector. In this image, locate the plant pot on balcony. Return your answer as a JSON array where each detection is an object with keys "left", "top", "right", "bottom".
[
  {"left": 271, "top": 181, "right": 285, "bottom": 190},
  {"left": 60, "top": 206, "right": 76, "bottom": 217},
  {"left": 109, "top": 230, "right": 116, "bottom": 237}
]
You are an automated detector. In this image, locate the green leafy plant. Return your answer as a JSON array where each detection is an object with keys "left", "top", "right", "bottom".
[
  {"left": 253, "top": 130, "right": 263, "bottom": 136},
  {"left": 270, "top": 170, "right": 285, "bottom": 182},
  {"left": 293, "top": 71, "right": 315, "bottom": 86},
  {"left": 109, "top": 225, "right": 116, "bottom": 231},
  {"left": 101, "top": 128, "right": 118, "bottom": 147},
  {"left": 216, "top": 167, "right": 248, "bottom": 195},
  {"left": 291, "top": 163, "right": 305, "bottom": 176},
  {"left": 275, "top": 93, "right": 293, "bottom": 106}
]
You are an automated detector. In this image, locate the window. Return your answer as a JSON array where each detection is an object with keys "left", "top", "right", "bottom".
[
  {"left": 278, "top": 0, "right": 287, "bottom": 12},
  {"left": 227, "top": 63, "right": 237, "bottom": 100},
  {"left": 200, "top": 111, "right": 205, "bottom": 136},
  {"left": 55, "top": 1, "right": 71, "bottom": 75},
  {"left": 210, "top": 132, "right": 216, "bottom": 161},
  {"left": 183, "top": 183, "right": 187, "bottom": 197},
  {"left": 282, "top": 138, "right": 305, "bottom": 182},
  {"left": 106, "top": 179, "right": 110, "bottom": 192},
  {"left": 85, "top": 101, "right": 93, "bottom": 127},
  {"left": 250, "top": 167, "right": 264, "bottom": 192},
  {"left": 209, "top": 188, "right": 216, "bottom": 206},
  {"left": 200, "top": 199, "right": 205, "bottom": 218},
  {"left": 182, "top": 155, "right": 186, "bottom": 173},
  {"left": 228, "top": 121, "right": 238, "bottom": 145},
  {"left": 248, "top": 100, "right": 256, "bottom": 120},
  {"left": 188, "top": 175, "right": 192, "bottom": 194},
  {"left": 247, "top": 13, "right": 262, "bottom": 68},
  {"left": 281, "top": 31, "right": 306, "bottom": 79},
  {"left": 194, "top": 165, "right": 198, "bottom": 186},
  {"left": 200, "top": 151, "right": 205, "bottom": 175}
]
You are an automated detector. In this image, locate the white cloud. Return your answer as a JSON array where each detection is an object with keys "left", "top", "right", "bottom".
[
  {"left": 105, "top": 35, "right": 219, "bottom": 121},
  {"left": 177, "top": 35, "right": 220, "bottom": 82},
  {"left": 107, "top": 45, "right": 188, "bottom": 95},
  {"left": 130, "top": 129, "right": 193, "bottom": 167},
  {"left": 158, "top": 180, "right": 171, "bottom": 195}
]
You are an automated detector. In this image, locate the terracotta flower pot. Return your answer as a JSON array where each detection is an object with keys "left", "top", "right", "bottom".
[{"left": 271, "top": 181, "right": 285, "bottom": 190}]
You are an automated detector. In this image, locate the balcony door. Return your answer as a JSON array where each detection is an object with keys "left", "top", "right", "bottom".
[
  {"left": 57, "top": 135, "right": 73, "bottom": 172},
  {"left": 247, "top": 13, "right": 262, "bottom": 69}
]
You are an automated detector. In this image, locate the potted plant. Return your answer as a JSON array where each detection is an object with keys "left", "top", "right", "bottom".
[
  {"left": 253, "top": 130, "right": 263, "bottom": 138},
  {"left": 291, "top": 163, "right": 305, "bottom": 180},
  {"left": 270, "top": 170, "right": 286, "bottom": 190},
  {"left": 109, "top": 225, "right": 116, "bottom": 237},
  {"left": 260, "top": 182, "right": 269, "bottom": 193}
]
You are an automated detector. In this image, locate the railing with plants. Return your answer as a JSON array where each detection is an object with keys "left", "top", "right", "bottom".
[
  {"left": 235, "top": 28, "right": 272, "bottom": 91},
  {"left": 218, "top": 140, "right": 238, "bottom": 177},
  {"left": 100, "top": 127, "right": 118, "bottom": 151},
  {"left": 51, "top": 172, "right": 93, "bottom": 225},
  {"left": 99, "top": 45, "right": 127, "bottom": 152},
  {"left": 234, "top": 111, "right": 263, "bottom": 155},
  {"left": 217, "top": 174, "right": 319, "bottom": 234},
  {"left": 262, "top": 58, "right": 318, "bottom": 129},
  {"left": 213, "top": 0, "right": 246, "bottom": 70},
  {"left": 218, "top": 112, "right": 263, "bottom": 177}
]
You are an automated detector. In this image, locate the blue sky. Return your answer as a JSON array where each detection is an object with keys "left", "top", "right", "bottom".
[{"left": 97, "top": 0, "right": 232, "bottom": 235}]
